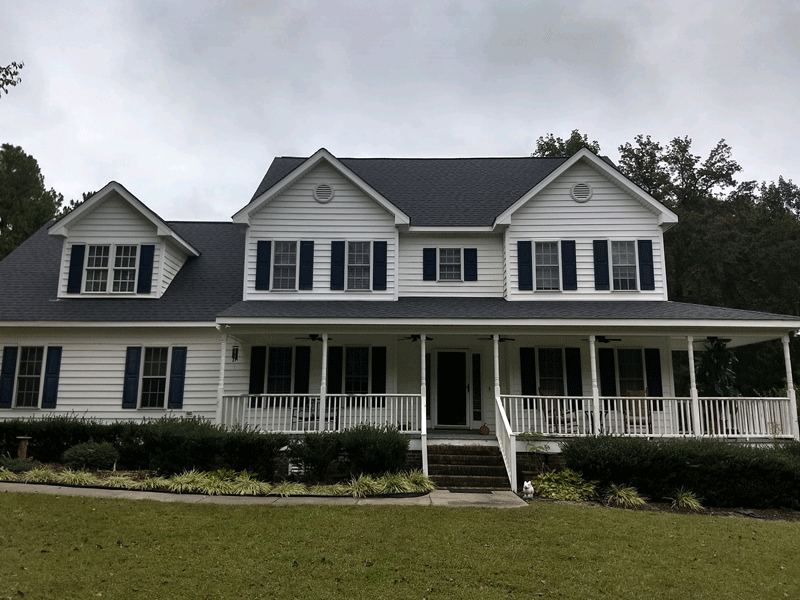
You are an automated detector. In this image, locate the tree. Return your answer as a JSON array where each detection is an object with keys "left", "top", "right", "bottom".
[
  {"left": 532, "top": 129, "right": 601, "bottom": 158},
  {"left": 0, "top": 61, "right": 24, "bottom": 97},
  {"left": 0, "top": 144, "right": 63, "bottom": 260},
  {"left": 57, "top": 190, "right": 96, "bottom": 219}
]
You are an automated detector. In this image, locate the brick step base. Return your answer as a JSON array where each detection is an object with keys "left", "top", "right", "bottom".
[{"left": 426, "top": 445, "right": 509, "bottom": 489}]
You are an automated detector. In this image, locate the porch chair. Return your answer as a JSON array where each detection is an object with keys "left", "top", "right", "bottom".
[
  {"left": 541, "top": 389, "right": 581, "bottom": 435},
  {"left": 624, "top": 389, "right": 652, "bottom": 434}
]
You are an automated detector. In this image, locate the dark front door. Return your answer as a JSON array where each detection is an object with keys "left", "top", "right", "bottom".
[{"left": 437, "top": 351, "right": 467, "bottom": 426}]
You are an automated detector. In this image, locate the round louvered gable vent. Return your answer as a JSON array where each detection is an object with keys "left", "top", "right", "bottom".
[
  {"left": 313, "top": 183, "right": 335, "bottom": 203},
  {"left": 571, "top": 182, "right": 593, "bottom": 203}
]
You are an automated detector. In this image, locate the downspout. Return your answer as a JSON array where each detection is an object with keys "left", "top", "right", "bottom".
[
  {"left": 782, "top": 335, "right": 799, "bottom": 440},
  {"left": 420, "top": 333, "right": 428, "bottom": 476},
  {"left": 687, "top": 336, "right": 701, "bottom": 436},
  {"left": 215, "top": 325, "right": 228, "bottom": 426}
]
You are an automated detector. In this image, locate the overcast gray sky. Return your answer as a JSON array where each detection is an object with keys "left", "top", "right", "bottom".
[{"left": 3, "top": 1, "right": 799, "bottom": 221}]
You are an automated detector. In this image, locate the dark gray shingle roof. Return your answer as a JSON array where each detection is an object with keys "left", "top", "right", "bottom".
[
  {"left": 218, "top": 297, "right": 799, "bottom": 324},
  {"left": 0, "top": 221, "right": 244, "bottom": 322},
  {"left": 250, "top": 156, "right": 570, "bottom": 227}
]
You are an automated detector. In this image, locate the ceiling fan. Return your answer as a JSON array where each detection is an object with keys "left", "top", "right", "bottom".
[
  {"left": 581, "top": 335, "right": 622, "bottom": 344},
  {"left": 294, "top": 334, "right": 329, "bottom": 342},
  {"left": 398, "top": 334, "right": 434, "bottom": 342},
  {"left": 478, "top": 335, "right": 515, "bottom": 342},
  {"left": 705, "top": 336, "right": 732, "bottom": 344}
]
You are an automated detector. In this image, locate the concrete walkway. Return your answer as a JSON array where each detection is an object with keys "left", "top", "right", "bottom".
[{"left": 0, "top": 481, "right": 527, "bottom": 508}]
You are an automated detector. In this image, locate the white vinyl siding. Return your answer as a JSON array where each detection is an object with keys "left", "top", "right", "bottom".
[
  {"left": 245, "top": 163, "right": 396, "bottom": 300},
  {"left": 506, "top": 162, "right": 667, "bottom": 301},
  {"left": 398, "top": 234, "right": 504, "bottom": 297}
]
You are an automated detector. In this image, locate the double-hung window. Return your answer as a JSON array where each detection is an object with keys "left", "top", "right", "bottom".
[
  {"left": 611, "top": 241, "right": 637, "bottom": 290},
  {"left": 0, "top": 345, "right": 63, "bottom": 410},
  {"left": 347, "top": 242, "right": 371, "bottom": 290},
  {"left": 272, "top": 241, "right": 297, "bottom": 290},
  {"left": 15, "top": 346, "right": 45, "bottom": 408},
  {"left": 535, "top": 242, "right": 560, "bottom": 291},
  {"left": 140, "top": 347, "right": 169, "bottom": 408},
  {"left": 438, "top": 248, "right": 462, "bottom": 281},
  {"left": 537, "top": 348, "right": 565, "bottom": 395},
  {"left": 344, "top": 347, "right": 370, "bottom": 394},
  {"left": 267, "top": 347, "right": 293, "bottom": 394},
  {"left": 84, "top": 245, "right": 138, "bottom": 293},
  {"left": 616, "top": 349, "right": 645, "bottom": 396},
  {"left": 122, "top": 346, "right": 187, "bottom": 410}
]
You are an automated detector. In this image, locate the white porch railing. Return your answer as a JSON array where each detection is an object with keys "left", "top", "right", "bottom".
[
  {"left": 221, "top": 394, "right": 423, "bottom": 434},
  {"left": 500, "top": 395, "right": 796, "bottom": 439},
  {"left": 494, "top": 393, "right": 517, "bottom": 492}
]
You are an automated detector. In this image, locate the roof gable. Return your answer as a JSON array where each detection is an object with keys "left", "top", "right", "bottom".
[{"left": 48, "top": 181, "right": 200, "bottom": 256}]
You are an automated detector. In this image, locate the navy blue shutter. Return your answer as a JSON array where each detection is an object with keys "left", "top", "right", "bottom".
[
  {"left": 330, "top": 241, "right": 345, "bottom": 290},
  {"left": 565, "top": 347, "right": 583, "bottom": 399},
  {"left": 327, "top": 347, "right": 343, "bottom": 394},
  {"left": 517, "top": 241, "right": 533, "bottom": 291},
  {"left": 599, "top": 347, "right": 617, "bottom": 397},
  {"left": 0, "top": 347, "right": 18, "bottom": 408},
  {"left": 66, "top": 244, "right": 85, "bottom": 294},
  {"left": 561, "top": 241, "right": 577, "bottom": 291},
  {"left": 41, "top": 346, "right": 62, "bottom": 409},
  {"left": 645, "top": 348, "right": 663, "bottom": 398},
  {"left": 371, "top": 347, "right": 386, "bottom": 394},
  {"left": 249, "top": 346, "right": 267, "bottom": 395},
  {"left": 373, "top": 241, "right": 387, "bottom": 290},
  {"left": 593, "top": 240, "right": 610, "bottom": 291},
  {"left": 422, "top": 248, "right": 436, "bottom": 281},
  {"left": 122, "top": 347, "right": 141, "bottom": 409},
  {"left": 464, "top": 248, "right": 478, "bottom": 281},
  {"left": 299, "top": 241, "right": 314, "bottom": 290},
  {"left": 638, "top": 240, "right": 655, "bottom": 291},
  {"left": 520, "top": 348, "right": 537, "bottom": 396},
  {"left": 137, "top": 245, "right": 155, "bottom": 294},
  {"left": 294, "top": 346, "right": 310, "bottom": 394},
  {"left": 167, "top": 347, "right": 187, "bottom": 409},
  {"left": 255, "top": 241, "right": 271, "bottom": 291}
]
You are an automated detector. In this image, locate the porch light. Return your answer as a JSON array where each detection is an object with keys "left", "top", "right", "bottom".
[{"left": 232, "top": 345, "right": 239, "bottom": 362}]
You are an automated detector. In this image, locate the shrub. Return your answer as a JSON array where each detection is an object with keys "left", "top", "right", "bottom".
[
  {"left": 221, "top": 428, "right": 289, "bottom": 479},
  {"left": 62, "top": 441, "right": 119, "bottom": 471},
  {"left": 605, "top": 483, "right": 647, "bottom": 508},
  {"left": 0, "top": 456, "right": 36, "bottom": 473},
  {"left": 339, "top": 425, "right": 409, "bottom": 476},
  {"left": 288, "top": 432, "right": 343, "bottom": 481},
  {"left": 531, "top": 468, "right": 597, "bottom": 501}
]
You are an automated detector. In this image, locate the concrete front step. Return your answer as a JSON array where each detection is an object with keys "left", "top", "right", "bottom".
[
  {"left": 428, "top": 464, "right": 508, "bottom": 477},
  {"left": 430, "top": 475, "right": 511, "bottom": 489}
]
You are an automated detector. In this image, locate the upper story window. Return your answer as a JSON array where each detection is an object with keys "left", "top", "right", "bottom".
[
  {"left": 83, "top": 244, "right": 139, "bottom": 293},
  {"left": 611, "top": 241, "right": 637, "bottom": 291},
  {"left": 535, "top": 242, "right": 560, "bottom": 291},
  {"left": 272, "top": 241, "right": 298, "bottom": 290},
  {"left": 347, "top": 242, "right": 371, "bottom": 290},
  {"left": 423, "top": 247, "right": 478, "bottom": 282},
  {"left": 439, "top": 248, "right": 462, "bottom": 281}
]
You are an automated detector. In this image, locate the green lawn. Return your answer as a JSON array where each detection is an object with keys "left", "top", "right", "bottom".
[{"left": 1, "top": 493, "right": 798, "bottom": 599}]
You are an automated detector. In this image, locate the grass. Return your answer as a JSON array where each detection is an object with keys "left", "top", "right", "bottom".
[{"left": 1, "top": 493, "right": 799, "bottom": 599}]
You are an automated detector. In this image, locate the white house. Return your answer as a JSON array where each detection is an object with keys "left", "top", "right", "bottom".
[{"left": 1, "top": 148, "right": 799, "bottom": 489}]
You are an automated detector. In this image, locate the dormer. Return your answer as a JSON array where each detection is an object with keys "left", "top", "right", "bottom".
[{"left": 48, "top": 182, "right": 199, "bottom": 299}]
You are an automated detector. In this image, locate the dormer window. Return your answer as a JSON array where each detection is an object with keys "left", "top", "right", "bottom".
[
  {"left": 84, "top": 245, "right": 138, "bottom": 293},
  {"left": 272, "top": 241, "right": 298, "bottom": 290}
]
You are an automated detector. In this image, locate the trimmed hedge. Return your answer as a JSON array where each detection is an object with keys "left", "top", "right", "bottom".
[
  {"left": 62, "top": 441, "right": 119, "bottom": 471},
  {"left": 560, "top": 436, "right": 800, "bottom": 509},
  {"left": 340, "top": 425, "right": 409, "bottom": 476}
]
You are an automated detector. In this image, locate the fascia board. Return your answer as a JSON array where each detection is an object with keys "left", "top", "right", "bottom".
[
  {"left": 233, "top": 148, "right": 411, "bottom": 226},
  {"left": 494, "top": 149, "right": 679, "bottom": 227},
  {"left": 406, "top": 226, "right": 495, "bottom": 234},
  {"left": 48, "top": 181, "right": 200, "bottom": 257},
  {"left": 0, "top": 321, "right": 219, "bottom": 328}
]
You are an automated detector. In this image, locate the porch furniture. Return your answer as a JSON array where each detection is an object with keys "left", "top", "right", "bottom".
[
  {"left": 624, "top": 389, "right": 652, "bottom": 434},
  {"left": 541, "top": 389, "right": 581, "bottom": 435}
]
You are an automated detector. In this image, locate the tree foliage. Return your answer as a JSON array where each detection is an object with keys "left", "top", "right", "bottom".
[
  {"left": 0, "top": 61, "right": 24, "bottom": 97},
  {"left": 532, "top": 129, "right": 601, "bottom": 157},
  {"left": 0, "top": 144, "right": 63, "bottom": 260}
]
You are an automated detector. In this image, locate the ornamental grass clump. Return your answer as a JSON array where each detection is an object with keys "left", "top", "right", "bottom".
[
  {"left": 605, "top": 483, "right": 647, "bottom": 508},
  {"left": 375, "top": 472, "right": 414, "bottom": 494},
  {"left": 346, "top": 474, "right": 380, "bottom": 498},
  {"left": 0, "top": 466, "right": 16, "bottom": 481},
  {"left": 271, "top": 481, "right": 308, "bottom": 497},
  {"left": 531, "top": 468, "right": 597, "bottom": 501},
  {"left": 20, "top": 466, "right": 59, "bottom": 483},
  {"left": 166, "top": 469, "right": 209, "bottom": 494},
  {"left": 406, "top": 469, "right": 436, "bottom": 492},
  {"left": 57, "top": 469, "right": 102, "bottom": 486},
  {"left": 668, "top": 487, "right": 704, "bottom": 511}
]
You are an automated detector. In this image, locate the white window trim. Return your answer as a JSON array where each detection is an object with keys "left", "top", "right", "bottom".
[
  {"left": 13, "top": 345, "right": 46, "bottom": 409},
  {"left": 341, "top": 346, "right": 373, "bottom": 395},
  {"left": 534, "top": 347, "right": 567, "bottom": 395},
  {"left": 266, "top": 346, "right": 296, "bottom": 394},
  {"left": 345, "top": 240, "right": 373, "bottom": 292},
  {"left": 437, "top": 247, "right": 464, "bottom": 282},
  {"left": 534, "top": 240, "right": 562, "bottom": 292},
  {"left": 138, "top": 346, "right": 174, "bottom": 410},
  {"left": 609, "top": 239, "right": 639, "bottom": 292},
  {"left": 270, "top": 240, "right": 300, "bottom": 292},
  {"left": 614, "top": 348, "right": 646, "bottom": 395},
  {"left": 83, "top": 243, "right": 140, "bottom": 295}
]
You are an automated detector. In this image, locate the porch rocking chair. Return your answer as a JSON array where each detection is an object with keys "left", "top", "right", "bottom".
[
  {"left": 624, "top": 389, "right": 652, "bottom": 435},
  {"left": 542, "top": 389, "right": 581, "bottom": 435}
]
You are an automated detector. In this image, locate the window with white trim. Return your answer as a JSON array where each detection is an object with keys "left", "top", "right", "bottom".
[
  {"left": 439, "top": 248, "right": 462, "bottom": 281},
  {"left": 15, "top": 346, "right": 44, "bottom": 408},
  {"left": 140, "top": 347, "right": 169, "bottom": 408},
  {"left": 535, "top": 242, "right": 560, "bottom": 291},
  {"left": 617, "top": 349, "right": 645, "bottom": 395},
  {"left": 347, "top": 241, "right": 371, "bottom": 290},
  {"left": 345, "top": 347, "right": 370, "bottom": 394},
  {"left": 267, "top": 347, "right": 293, "bottom": 393},
  {"left": 611, "top": 241, "right": 637, "bottom": 290},
  {"left": 537, "top": 348, "right": 565, "bottom": 395},
  {"left": 84, "top": 244, "right": 138, "bottom": 293},
  {"left": 272, "top": 241, "right": 297, "bottom": 290}
]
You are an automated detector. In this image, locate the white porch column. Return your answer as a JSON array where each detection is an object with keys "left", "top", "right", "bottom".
[
  {"left": 420, "top": 334, "right": 428, "bottom": 475},
  {"left": 589, "top": 335, "right": 600, "bottom": 435},
  {"left": 493, "top": 334, "right": 501, "bottom": 398},
  {"left": 687, "top": 336, "right": 701, "bottom": 436},
  {"left": 782, "top": 335, "right": 799, "bottom": 440},
  {"left": 215, "top": 326, "right": 227, "bottom": 426},
  {"left": 319, "top": 333, "right": 328, "bottom": 432}
]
